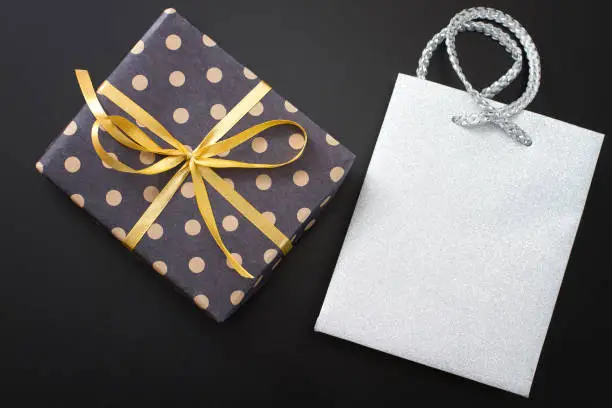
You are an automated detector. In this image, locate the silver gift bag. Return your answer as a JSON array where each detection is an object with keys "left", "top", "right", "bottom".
[{"left": 315, "top": 8, "right": 604, "bottom": 397}]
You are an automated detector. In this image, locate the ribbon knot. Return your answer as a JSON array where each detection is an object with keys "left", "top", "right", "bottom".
[
  {"left": 184, "top": 145, "right": 194, "bottom": 160},
  {"left": 76, "top": 70, "right": 307, "bottom": 279}
]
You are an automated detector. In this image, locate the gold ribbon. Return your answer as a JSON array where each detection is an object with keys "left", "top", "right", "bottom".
[{"left": 75, "top": 70, "right": 307, "bottom": 279}]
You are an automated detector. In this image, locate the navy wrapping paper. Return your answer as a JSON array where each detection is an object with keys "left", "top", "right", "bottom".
[{"left": 37, "top": 9, "right": 355, "bottom": 321}]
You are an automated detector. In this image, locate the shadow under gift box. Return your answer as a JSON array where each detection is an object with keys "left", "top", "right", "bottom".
[{"left": 36, "top": 9, "right": 355, "bottom": 322}]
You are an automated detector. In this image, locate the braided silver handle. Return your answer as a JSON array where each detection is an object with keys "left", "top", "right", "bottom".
[{"left": 416, "top": 7, "right": 541, "bottom": 146}]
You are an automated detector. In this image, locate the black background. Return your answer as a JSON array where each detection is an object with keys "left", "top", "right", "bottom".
[{"left": 1, "top": 0, "right": 610, "bottom": 406}]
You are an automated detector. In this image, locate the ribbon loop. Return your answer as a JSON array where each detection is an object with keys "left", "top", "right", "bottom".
[{"left": 76, "top": 69, "right": 307, "bottom": 279}]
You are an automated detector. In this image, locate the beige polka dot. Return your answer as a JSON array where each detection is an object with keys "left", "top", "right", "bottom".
[
  {"left": 106, "top": 189, "right": 122, "bottom": 206},
  {"left": 103, "top": 153, "right": 118, "bottom": 169},
  {"left": 223, "top": 178, "right": 234, "bottom": 189},
  {"left": 189, "top": 257, "right": 206, "bottom": 273},
  {"left": 263, "top": 249, "right": 278, "bottom": 264},
  {"left": 139, "top": 151, "right": 155, "bottom": 165},
  {"left": 169, "top": 70, "right": 185, "bottom": 87},
  {"left": 249, "top": 102, "right": 264, "bottom": 116},
  {"left": 255, "top": 174, "right": 272, "bottom": 191},
  {"left": 272, "top": 259, "right": 282, "bottom": 270},
  {"left": 251, "top": 137, "right": 267, "bottom": 153},
  {"left": 326, "top": 134, "right": 340, "bottom": 146},
  {"left": 254, "top": 275, "right": 263, "bottom": 287},
  {"left": 226, "top": 252, "right": 243, "bottom": 269},
  {"left": 147, "top": 223, "right": 164, "bottom": 240},
  {"left": 330, "top": 166, "right": 345, "bottom": 182},
  {"left": 217, "top": 150, "right": 230, "bottom": 158},
  {"left": 64, "top": 121, "right": 77, "bottom": 136},
  {"left": 64, "top": 156, "right": 81, "bottom": 173},
  {"left": 132, "top": 74, "right": 148, "bottom": 91},
  {"left": 305, "top": 219, "right": 316, "bottom": 231},
  {"left": 70, "top": 194, "right": 85, "bottom": 208},
  {"left": 222, "top": 215, "right": 239, "bottom": 232},
  {"left": 194, "top": 294, "right": 209, "bottom": 309},
  {"left": 181, "top": 181, "right": 194, "bottom": 198},
  {"left": 131, "top": 40, "right": 145, "bottom": 54},
  {"left": 152, "top": 261, "right": 167, "bottom": 275},
  {"left": 143, "top": 186, "right": 159, "bottom": 203},
  {"left": 243, "top": 67, "right": 257, "bottom": 79},
  {"left": 320, "top": 195, "right": 332, "bottom": 207},
  {"left": 185, "top": 219, "right": 201, "bottom": 236},
  {"left": 288, "top": 133, "right": 305, "bottom": 149},
  {"left": 173, "top": 107, "right": 189, "bottom": 124},
  {"left": 292, "top": 170, "right": 309, "bottom": 187},
  {"left": 206, "top": 67, "right": 223, "bottom": 83},
  {"left": 297, "top": 207, "right": 311, "bottom": 223},
  {"left": 111, "top": 227, "right": 126, "bottom": 240},
  {"left": 35, "top": 162, "right": 44, "bottom": 173},
  {"left": 262, "top": 211, "right": 276, "bottom": 225},
  {"left": 165, "top": 34, "right": 181, "bottom": 50},
  {"left": 164, "top": 7, "right": 176, "bottom": 14},
  {"left": 202, "top": 34, "right": 216, "bottom": 47},
  {"left": 230, "top": 290, "right": 245, "bottom": 305},
  {"left": 284, "top": 100, "right": 298, "bottom": 113},
  {"left": 210, "top": 103, "right": 226, "bottom": 120}
]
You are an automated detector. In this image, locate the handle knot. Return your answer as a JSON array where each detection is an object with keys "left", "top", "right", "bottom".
[{"left": 416, "top": 7, "right": 541, "bottom": 146}]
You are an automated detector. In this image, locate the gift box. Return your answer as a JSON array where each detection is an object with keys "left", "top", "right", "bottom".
[{"left": 36, "top": 8, "right": 355, "bottom": 322}]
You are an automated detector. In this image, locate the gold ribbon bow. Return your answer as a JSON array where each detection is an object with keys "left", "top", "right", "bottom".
[{"left": 76, "top": 70, "right": 307, "bottom": 279}]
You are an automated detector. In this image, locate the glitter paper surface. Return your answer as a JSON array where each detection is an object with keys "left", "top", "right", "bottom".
[{"left": 316, "top": 74, "right": 603, "bottom": 396}]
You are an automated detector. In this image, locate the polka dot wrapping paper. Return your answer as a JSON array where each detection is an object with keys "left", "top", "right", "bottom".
[{"left": 36, "top": 8, "right": 355, "bottom": 322}]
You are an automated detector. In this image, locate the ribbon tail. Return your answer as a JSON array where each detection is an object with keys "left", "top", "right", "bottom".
[
  {"left": 200, "top": 167, "right": 292, "bottom": 255},
  {"left": 124, "top": 163, "right": 190, "bottom": 249},
  {"left": 190, "top": 162, "right": 254, "bottom": 279},
  {"left": 76, "top": 70, "right": 143, "bottom": 151}
]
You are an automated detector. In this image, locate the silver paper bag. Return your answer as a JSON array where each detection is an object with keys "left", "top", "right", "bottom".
[{"left": 315, "top": 8, "right": 604, "bottom": 396}]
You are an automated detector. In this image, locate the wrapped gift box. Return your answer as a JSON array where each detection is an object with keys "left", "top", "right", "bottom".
[{"left": 36, "top": 8, "right": 355, "bottom": 322}]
